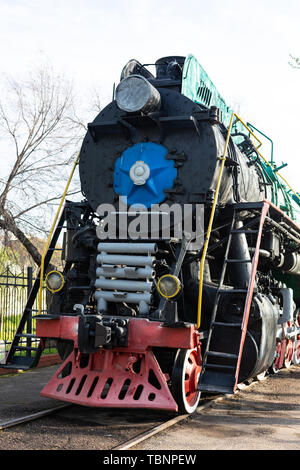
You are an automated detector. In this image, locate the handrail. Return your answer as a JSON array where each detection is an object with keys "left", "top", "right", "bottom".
[
  {"left": 232, "top": 115, "right": 263, "bottom": 150},
  {"left": 246, "top": 122, "right": 274, "bottom": 165},
  {"left": 241, "top": 128, "right": 300, "bottom": 206},
  {"left": 37, "top": 152, "right": 80, "bottom": 315},
  {"left": 197, "top": 113, "right": 300, "bottom": 329},
  {"left": 196, "top": 112, "right": 235, "bottom": 328},
  {"left": 241, "top": 121, "right": 300, "bottom": 205}
]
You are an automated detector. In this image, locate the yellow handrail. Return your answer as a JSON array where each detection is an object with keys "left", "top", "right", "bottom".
[
  {"left": 196, "top": 112, "right": 235, "bottom": 328},
  {"left": 37, "top": 152, "right": 80, "bottom": 315},
  {"left": 197, "top": 112, "right": 300, "bottom": 329},
  {"left": 234, "top": 114, "right": 263, "bottom": 150}
]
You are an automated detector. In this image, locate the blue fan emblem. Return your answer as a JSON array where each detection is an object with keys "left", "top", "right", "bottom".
[{"left": 113, "top": 142, "right": 177, "bottom": 208}]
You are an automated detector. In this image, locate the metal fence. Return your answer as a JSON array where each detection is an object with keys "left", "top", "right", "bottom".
[{"left": 0, "top": 266, "right": 54, "bottom": 360}]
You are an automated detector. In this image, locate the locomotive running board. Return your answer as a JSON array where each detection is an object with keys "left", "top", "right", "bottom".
[
  {"left": 198, "top": 200, "right": 270, "bottom": 394},
  {"left": 40, "top": 348, "right": 178, "bottom": 411}
]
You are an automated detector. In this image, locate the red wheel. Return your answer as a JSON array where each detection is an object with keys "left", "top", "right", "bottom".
[
  {"left": 292, "top": 310, "right": 300, "bottom": 365},
  {"left": 284, "top": 323, "right": 295, "bottom": 369},
  {"left": 295, "top": 309, "right": 300, "bottom": 328},
  {"left": 284, "top": 322, "right": 295, "bottom": 369},
  {"left": 269, "top": 339, "right": 283, "bottom": 374},
  {"left": 284, "top": 339, "right": 294, "bottom": 368},
  {"left": 293, "top": 336, "right": 300, "bottom": 365},
  {"left": 171, "top": 348, "right": 202, "bottom": 414},
  {"left": 293, "top": 312, "right": 300, "bottom": 365}
]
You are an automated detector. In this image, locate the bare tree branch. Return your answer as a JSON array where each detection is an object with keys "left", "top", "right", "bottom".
[{"left": 0, "top": 61, "right": 91, "bottom": 267}]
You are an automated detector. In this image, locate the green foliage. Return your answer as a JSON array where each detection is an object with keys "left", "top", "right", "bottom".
[
  {"left": 0, "top": 245, "right": 19, "bottom": 273},
  {"left": 289, "top": 55, "right": 300, "bottom": 69}
]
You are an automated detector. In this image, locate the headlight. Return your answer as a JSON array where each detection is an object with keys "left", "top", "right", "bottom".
[
  {"left": 115, "top": 74, "right": 161, "bottom": 114},
  {"left": 45, "top": 270, "right": 65, "bottom": 293},
  {"left": 157, "top": 274, "right": 181, "bottom": 299}
]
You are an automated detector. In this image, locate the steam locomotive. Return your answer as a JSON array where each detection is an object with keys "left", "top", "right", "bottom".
[{"left": 7, "top": 55, "right": 300, "bottom": 414}]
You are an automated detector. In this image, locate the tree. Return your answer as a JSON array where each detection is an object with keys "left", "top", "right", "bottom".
[
  {"left": 289, "top": 55, "right": 300, "bottom": 69},
  {"left": 0, "top": 63, "right": 87, "bottom": 267}
]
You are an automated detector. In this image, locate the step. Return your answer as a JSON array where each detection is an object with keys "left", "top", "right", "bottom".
[
  {"left": 0, "top": 356, "right": 36, "bottom": 370},
  {"left": 0, "top": 364, "right": 32, "bottom": 371},
  {"left": 206, "top": 351, "right": 238, "bottom": 359},
  {"left": 218, "top": 289, "right": 248, "bottom": 294},
  {"left": 234, "top": 202, "right": 264, "bottom": 211},
  {"left": 204, "top": 363, "right": 236, "bottom": 371},
  {"left": 212, "top": 322, "right": 242, "bottom": 328},
  {"left": 16, "top": 333, "right": 38, "bottom": 339},
  {"left": 198, "top": 383, "right": 235, "bottom": 394},
  {"left": 230, "top": 229, "right": 259, "bottom": 234},
  {"left": 225, "top": 259, "right": 252, "bottom": 264},
  {"left": 14, "top": 346, "right": 40, "bottom": 352},
  {"left": 198, "top": 369, "right": 236, "bottom": 393}
]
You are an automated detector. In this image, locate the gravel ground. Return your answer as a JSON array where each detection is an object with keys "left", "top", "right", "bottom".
[
  {"left": 135, "top": 365, "right": 300, "bottom": 450},
  {"left": 0, "top": 401, "right": 172, "bottom": 450},
  {"left": 0, "top": 365, "right": 299, "bottom": 450}
]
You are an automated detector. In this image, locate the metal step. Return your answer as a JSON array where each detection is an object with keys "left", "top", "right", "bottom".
[
  {"left": 204, "top": 363, "right": 236, "bottom": 371},
  {"left": 218, "top": 288, "right": 248, "bottom": 294},
  {"left": 206, "top": 351, "right": 238, "bottom": 359},
  {"left": 0, "top": 352, "right": 41, "bottom": 370},
  {"left": 198, "top": 369, "right": 236, "bottom": 394},
  {"left": 212, "top": 322, "right": 242, "bottom": 328},
  {"left": 14, "top": 346, "right": 40, "bottom": 352},
  {"left": 230, "top": 229, "right": 259, "bottom": 234},
  {"left": 198, "top": 383, "right": 235, "bottom": 394},
  {"left": 234, "top": 202, "right": 264, "bottom": 211},
  {"left": 0, "top": 364, "right": 32, "bottom": 371},
  {"left": 15, "top": 333, "right": 38, "bottom": 339},
  {"left": 225, "top": 259, "right": 252, "bottom": 264}
]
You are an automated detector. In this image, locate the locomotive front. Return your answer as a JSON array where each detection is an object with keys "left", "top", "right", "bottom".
[{"left": 34, "top": 55, "right": 300, "bottom": 413}]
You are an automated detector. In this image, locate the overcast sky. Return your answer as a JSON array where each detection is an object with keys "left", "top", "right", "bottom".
[{"left": 0, "top": 0, "right": 300, "bottom": 188}]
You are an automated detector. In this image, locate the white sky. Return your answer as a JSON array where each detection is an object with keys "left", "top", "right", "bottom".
[{"left": 0, "top": 0, "right": 300, "bottom": 189}]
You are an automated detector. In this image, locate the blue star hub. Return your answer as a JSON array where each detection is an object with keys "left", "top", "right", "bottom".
[{"left": 113, "top": 142, "right": 177, "bottom": 208}]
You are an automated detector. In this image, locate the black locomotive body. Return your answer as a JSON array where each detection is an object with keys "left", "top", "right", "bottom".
[{"left": 27, "top": 55, "right": 300, "bottom": 413}]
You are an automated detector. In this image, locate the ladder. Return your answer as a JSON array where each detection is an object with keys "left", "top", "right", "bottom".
[
  {"left": 1, "top": 153, "right": 79, "bottom": 370},
  {"left": 1, "top": 210, "right": 66, "bottom": 370},
  {"left": 198, "top": 201, "right": 269, "bottom": 394}
]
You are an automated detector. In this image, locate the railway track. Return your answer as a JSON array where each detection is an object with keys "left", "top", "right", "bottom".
[
  {"left": 0, "top": 375, "right": 265, "bottom": 450},
  {"left": 0, "top": 404, "right": 71, "bottom": 431},
  {"left": 113, "top": 376, "right": 265, "bottom": 450}
]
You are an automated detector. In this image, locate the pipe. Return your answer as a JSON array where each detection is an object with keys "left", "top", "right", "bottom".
[
  {"left": 96, "top": 254, "right": 155, "bottom": 267},
  {"left": 97, "top": 242, "right": 157, "bottom": 254},
  {"left": 96, "top": 266, "right": 154, "bottom": 279},
  {"left": 95, "top": 278, "right": 152, "bottom": 292},
  {"left": 280, "top": 288, "right": 294, "bottom": 323}
]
